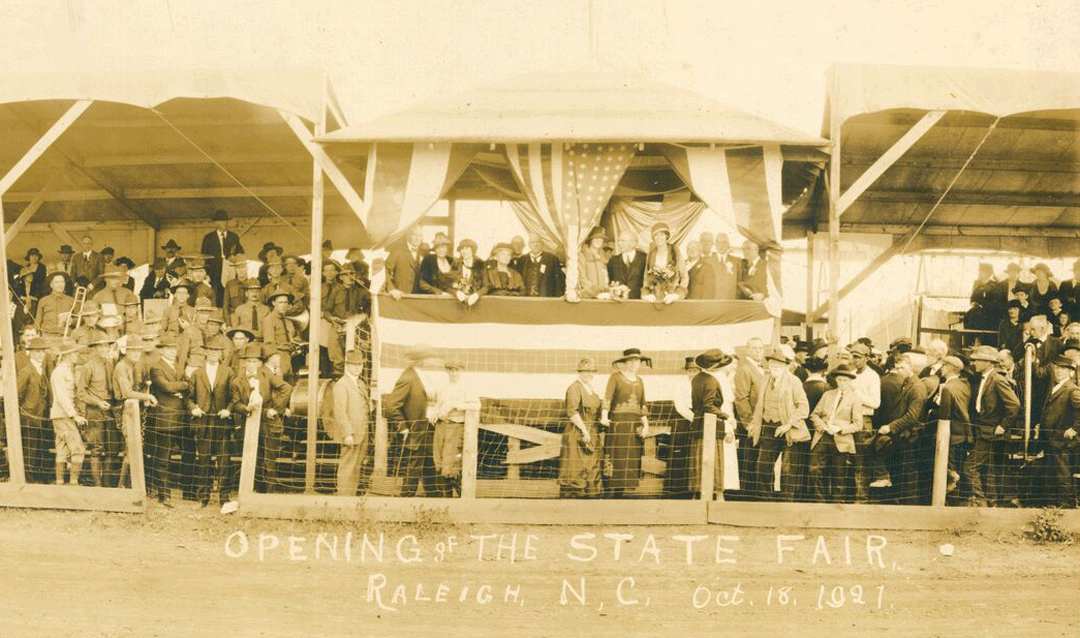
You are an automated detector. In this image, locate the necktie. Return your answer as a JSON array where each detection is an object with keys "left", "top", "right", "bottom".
[
  {"left": 251, "top": 305, "right": 259, "bottom": 332},
  {"left": 625, "top": 255, "right": 631, "bottom": 267}
]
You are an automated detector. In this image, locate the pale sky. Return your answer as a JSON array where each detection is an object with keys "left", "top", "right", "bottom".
[{"left": 2, "top": 0, "right": 1078, "bottom": 135}]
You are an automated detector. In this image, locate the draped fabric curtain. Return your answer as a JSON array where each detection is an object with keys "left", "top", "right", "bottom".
[
  {"left": 362, "top": 142, "right": 481, "bottom": 247},
  {"left": 604, "top": 195, "right": 708, "bottom": 249}
]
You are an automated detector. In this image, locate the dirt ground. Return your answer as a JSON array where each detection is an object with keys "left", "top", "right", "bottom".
[{"left": 0, "top": 503, "right": 1076, "bottom": 637}]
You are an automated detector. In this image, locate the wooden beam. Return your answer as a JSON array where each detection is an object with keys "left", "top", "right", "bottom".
[
  {"left": 813, "top": 232, "right": 909, "bottom": 318},
  {"left": 699, "top": 413, "right": 716, "bottom": 500},
  {"left": 2, "top": 185, "right": 312, "bottom": 203},
  {"left": 4, "top": 168, "right": 65, "bottom": 245},
  {"left": 837, "top": 110, "right": 945, "bottom": 216},
  {"left": 827, "top": 69, "right": 841, "bottom": 360},
  {"left": 36, "top": 113, "right": 285, "bottom": 129},
  {"left": 504, "top": 442, "right": 559, "bottom": 465},
  {"left": 460, "top": 406, "right": 479, "bottom": 499},
  {"left": 805, "top": 230, "right": 815, "bottom": 340},
  {"left": 303, "top": 106, "right": 327, "bottom": 494},
  {"left": 826, "top": 223, "right": 1080, "bottom": 239},
  {"left": 0, "top": 483, "right": 145, "bottom": 513},
  {"left": 858, "top": 189, "right": 1080, "bottom": 208},
  {"left": 81, "top": 152, "right": 307, "bottom": 168},
  {"left": 0, "top": 100, "right": 91, "bottom": 196},
  {"left": 278, "top": 110, "right": 367, "bottom": 228},
  {"left": 844, "top": 153, "right": 1080, "bottom": 175},
  {"left": 48, "top": 223, "right": 79, "bottom": 246},
  {"left": 479, "top": 422, "right": 561, "bottom": 446},
  {"left": 0, "top": 192, "right": 25, "bottom": 483}
]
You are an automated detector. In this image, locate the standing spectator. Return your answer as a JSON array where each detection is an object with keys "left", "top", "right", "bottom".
[
  {"left": 281, "top": 255, "right": 310, "bottom": 309},
  {"left": 200, "top": 210, "right": 241, "bottom": 296},
  {"left": 606, "top": 231, "right": 646, "bottom": 299},
  {"left": 418, "top": 236, "right": 457, "bottom": 295},
  {"left": 936, "top": 355, "right": 972, "bottom": 500},
  {"left": 683, "top": 240, "right": 716, "bottom": 300},
  {"left": 187, "top": 337, "right": 234, "bottom": 507},
  {"left": 165, "top": 283, "right": 195, "bottom": 334},
  {"left": 16, "top": 247, "right": 47, "bottom": 308},
  {"left": 509, "top": 236, "right": 526, "bottom": 263},
  {"left": 256, "top": 243, "right": 283, "bottom": 288},
  {"left": 16, "top": 337, "right": 52, "bottom": 484},
  {"left": 77, "top": 335, "right": 115, "bottom": 487},
  {"left": 113, "top": 257, "right": 136, "bottom": 292},
  {"left": 808, "top": 364, "right": 863, "bottom": 502},
  {"left": 998, "top": 300, "right": 1025, "bottom": 357},
  {"left": 849, "top": 342, "right": 882, "bottom": 503},
  {"left": 185, "top": 258, "right": 216, "bottom": 306},
  {"left": 35, "top": 271, "right": 74, "bottom": 337},
  {"left": 576, "top": 227, "right": 611, "bottom": 300},
  {"left": 642, "top": 223, "right": 686, "bottom": 304},
  {"left": 1039, "top": 355, "right": 1080, "bottom": 507},
  {"left": 600, "top": 348, "right": 651, "bottom": 498},
  {"left": 432, "top": 360, "right": 471, "bottom": 497},
  {"left": 967, "top": 262, "right": 1005, "bottom": 331},
  {"left": 147, "top": 333, "right": 190, "bottom": 506},
  {"left": 326, "top": 350, "right": 369, "bottom": 496},
  {"left": 868, "top": 353, "right": 928, "bottom": 503},
  {"left": 49, "top": 338, "right": 87, "bottom": 485},
  {"left": 52, "top": 244, "right": 75, "bottom": 295},
  {"left": 112, "top": 335, "right": 156, "bottom": 489},
  {"left": 1057, "top": 259, "right": 1080, "bottom": 318},
  {"left": 920, "top": 339, "right": 948, "bottom": 379},
  {"left": 92, "top": 265, "right": 139, "bottom": 316},
  {"left": 89, "top": 247, "right": 115, "bottom": 290},
  {"left": 1001, "top": 262, "right": 1024, "bottom": 302},
  {"left": 517, "top": 232, "right": 564, "bottom": 298},
  {"left": 451, "top": 239, "right": 485, "bottom": 307},
  {"left": 560, "top": 358, "right": 604, "bottom": 498},
  {"left": 711, "top": 233, "right": 742, "bottom": 300},
  {"left": 747, "top": 346, "right": 810, "bottom": 500},
  {"left": 1013, "top": 286, "right": 1035, "bottom": 322},
  {"left": 737, "top": 241, "right": 768, "bottom": 301},
  {"left": 684, "top": 350, "right": 731, "bottom": 499},
  {"left": 385, "top": 345, "right": 445, "bottom": 498},
  {"left": 385, "top": 226, "right": 427, "bottom": 299},
  {"left": 483, "top": 243, "right": 526, "bottom": 296},
  {"left": 71, "top": 235, "right": 104, "bottom": 290},
  {"left": 733, "top": 337, "right": 765, "bottom": 489},
  {"left": 1029, "top": 263, "right": 1058, "bottom": 311},
  {"left": 230, "top": 344, "right": 292, "bottom": 494}
]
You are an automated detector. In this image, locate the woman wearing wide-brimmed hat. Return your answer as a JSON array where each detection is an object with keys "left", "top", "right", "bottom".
[
  {"left": 419, "top": 235, "right": 458, "bottom": 296},
  {"left": 577, "top": 226, "right": 613, "bottom": 300},
  {"left": 559, "top": 358, "right": 604, "bottom": 498},
  {"left": 451, "top": 238, "right": 486, "bottom": 307},
  {"left": 600, "top": 348, "right": 652, "bottom": 496},
  {"left": 1029, "top": 262, "right": 1058, "bottom": 312},
  {"left": 16, "top": 247, "right": 47, "bottom": 309},
  {"left": 642, "top": 222, "right": 687, "bottom": 305}
]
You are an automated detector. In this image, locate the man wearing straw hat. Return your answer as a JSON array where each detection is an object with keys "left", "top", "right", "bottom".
[
  {"left": 49, "top": 338, "right": 87, "bottom": 485},
  {"left": 807, "top": 364, "right": 863, "bottom": 502},
  {"left": 187, "top": 336, "right": 235, "bottom": 507},
  {"left": 385, "top": 343, "right": 446, "bottom": 498},
  {"left": 326, "top": 350, "right": 369, "bottom": 497},
  {"left": 433, "top": 358, "right": 472, "bottom": 497}
]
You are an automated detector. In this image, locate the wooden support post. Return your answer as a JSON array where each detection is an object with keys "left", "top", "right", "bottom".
[
  {"left": 238, "top": 408, "right": 263, "bottom": 500},
  {"left": 932, "top": 419, "right": 950, "bottom": 507},
  {"left": 4, "top": 169, "right": 65, "bottom": 245},
  {"left": 461, "top": 404, "right": 479, "bottom": 499},
  {"left": 771, "top": 249, "right": 782, "bottom": 345},
  {"left": 0, "top": 100, "right": 91, "bottom": 196},
  {"left": 805, "top": 230, "right": 815, "bottom": 340},
  {"left": 446, "top": 197, "right": 457, "bottom": 247},
  {"left": 278, "top": 110, "right": 367, "bottom": 228},
  {"left": 700, "top": 413, "right": 717, "bottom": 501},
  {"left": 0, "top": 192, "right": 25, "bottom": 483},
  {"left": 127, "top": 402, "right": 148, "bottom": 504},
  {"left": 506, "top": 438, "right": 520, "bottom": 480},
  {"left": 303, "top": 105, "right": 327, "bottom": 494},
  {"left": 827, "top": 75, "right": 842, "bottom": 362},
  {"left": 372, "top": 290, "right": 388, "bottom": 477}
]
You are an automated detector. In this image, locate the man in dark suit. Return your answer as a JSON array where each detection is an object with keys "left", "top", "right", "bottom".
[
  {"left": 515, "top": 232, "right": 564, "bottom": 297},
  {"left": 1038, "top": 355, "right": 1080, "bottom": 507},
  {"left": 1057, "top": 259, "right": 1080, "bottom": 318},
  {"left": 229, "top": 344, "right": 293, "bottom": 494},
  {"left": 16, "top": 337, "right": 52, "bottom": 483},
  {"left": 966, "top": 345, "right": 1021, "bottom": 507},
  {"left": 606, "top": 231, "right": 647, "bottom": 299},
  {"left": 702, "top": 233, "right": 742, "bottom": 300},
  {"left": 967, "top": 262, "right": 1006, "bottom": 331},
  {"left": 200, "top": 209, "right": 242, "bottom": 296},
  {"left": 161, "top": 239, "right": 185, "bottom": 276},
  {"left": 385, "top": 226, "right": 426, "bottom": 299},
  {"left": 147, "top": 333, "right": 191, "bottom": 506},
  {"left": 1026, "top": 314, "right": 1061, "bottom": 426},
  {"left": 187, "top": 337, "right": 234, "bottom": 507},
  {"left": 683, "top": 241, "right": 716, "bottom": 300},
  {"left": 936, "top": 356, "right": 972, "bottom": 500},
  {"left": 737, "top": 240, "right": 768, "bottom": 300},
  {"left": 868, "top": 352, "right": 928, "bottom": 503},
  {"left": 71, "top": 235, "right": 104, "bottom": 290},
  {"left": 384, "top": 345, "right": 446, "bottom": 497}
]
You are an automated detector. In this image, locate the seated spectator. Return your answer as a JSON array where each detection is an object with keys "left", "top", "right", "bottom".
[
  {"left": 328, "top": 264, "right": 370, "bottom": 320},
  {"left": 222, "top": 252, "right": 250, "bottom": 317},
  {"left": 967, "top": 262, "right": 1004, "bottom": 331},
  {"left": 607, "top": 231, "right": 646, "bottom": 299},
  {"left": 141, "top": 258, "right": 171, "bottom": 300},
  {"left": 516, "top": 232, "right": 564, "bottom": 298},
  {"left": 1058, "top": 259, "right": 1080, "bottom": 317},
  {"left": 452, "top": 239, "right": 486, "bottom": 307},
  {"left": 642, "top": 223, "right": 685, "bottom": 304},
  {"left": 577, "top": 226, "right": 612, "bottom": 300},
  {"left": 185, "top": 257, "right": 215, "bottom": 306},
  {"left": 282, "top": 255, "right": 310, "bottom": 308},
  {"left": 509, "top": 235, "right": 526, "bottom": 264},
  {"left": 482, "top": 243, "right": 525, "bottom": 296},
  {"left": 998, "top": 300, "right": 1025, "bottom": 356},
  {"left": 231, "top": 281, "right": 269, "bottom": 338},
  {"left": 114, "top": 257, "right": 136, "bottom": 292},
  {"left": 165, "top": 283, "right": 196, "bottom": 333},
  {"left": 257, "top": 242, "right": 284, "bottom": 288},
  {"left": 1013, "top": 285, "right": 1035, "bottom": 322},
  {"left": 683, "top": 240, "right": 716, "bottom": 300},
  {"left": 1029, "top": 263, "right": 1058, "bottom": 311},
  {"left": 418, "top": 236, "right": 457, "bottom": 295},
  {"left": 737, "top": 240, "right": 767, "bottom": 301},
  {"left": 1046, "top": 295, "right": 1067, "bottom": 334}
]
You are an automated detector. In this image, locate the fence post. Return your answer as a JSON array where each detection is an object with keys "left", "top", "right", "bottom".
[
  {"left": 931, "top": 418, "right": 950, "bottom": 506},
  {"left": 238, "top": 407, "right": 263, "bottom": 501},
  {"left": 124, "top": 400, "right": 147, "bottom": 505},
  {"left": 461, "top": 404, "right": 480, "bottom": 499},
  {"left": 700, "top": 413, "right": 717, "bottom": 501}
]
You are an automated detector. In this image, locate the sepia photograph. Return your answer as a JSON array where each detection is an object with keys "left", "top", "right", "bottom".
[{"left": 0, "top": 1, "right": 1077, "bottom": 635}]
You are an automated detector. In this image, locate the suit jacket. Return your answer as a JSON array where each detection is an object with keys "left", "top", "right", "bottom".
[
  {"left": 711, "top": 252, "right": 741, "bottom": 300},
  {"left": 749, "top": 371, "right": 810, "bottom": 445},
  {"left": 384, "top": 366, "right": 430, "bottom": 448},
  {"left": 881, "top": 374, "right": 928, "bottom": 439},
  {"left": 16, "top": 357, "right": 50, "bottom": 418},
  {"left": 1058, "top": 278, "right": 1080, "bottom": 316},
  {"left": 200, "top": 230, "right": 242, "bottom": 286},
  {"left": 997, "top": 318, "right": 1024, "bottom": 358},
  {"left": 970, "top": 277, "right": 1006, "bottom": 320},
  {"left": 738, "top": 257, "right": 768, "bottom": 299},
  {"left": 733, "top": 360, "right": 764, "bottom": 434},
  {"left": 875, "top": 370, "right": 905, "bottom": 428},
  {"left": 230, "top": 369, "right": 292, "bottom": 416},
  {"left": 516, "top": 252, "right": 564, "bottom": 297},
  {"left": 1040, "top": 378, "right": 1080, "bottom": 446},
  {"left": 140, "top": 271, "right": 171, "bottom": 300},
  {"left": 149, "top": 358, "right": 190, "bottom": 429},
  {"left": 187, "top": 363, "right": 234, "bottom": 415},
  {"left": 606, "top": 250, "right": 647, "bottom": 299},
  {"left": 810, "top": 388, "right": 863, "bottom": 452},
  {"left": 970, "top": 369, "right": 1020, "bottom": 442},
  {"left": 690, "top": 371, "right": 724, "bottom": 434},
  {"left": 71, "top": 251, "right": 104, "bottom": 288},
  {"left": 685, "top": 260, "right": 716, "bottom": 300},
  {"left": 384, "top": 240, "right": 427, "bottom": 294},
  {"left": 327, "top": 374, "right": 369, "bottom": 444},
  {"left": 938, "top": 375, "right": 973, "bottom": 444}
]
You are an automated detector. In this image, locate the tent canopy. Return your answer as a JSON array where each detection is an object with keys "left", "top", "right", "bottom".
[
  {"left": 786, "top": 63, "right": 1080, "bottom": 257},
  {"left": 0, "top": 68, "right": 359, "bottom": 231}
]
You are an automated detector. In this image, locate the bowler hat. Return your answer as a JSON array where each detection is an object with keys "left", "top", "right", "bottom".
[
  {"left": 695, "top": 348, "right": 733, "bottom": 371},
  {"left": 241, "top": 343, "right": 264, "bottom": 360},
  {"left": 58, "top": 245, "right": 74, "bottom": 255},
  {"left": 212, "top": 209, "right": 229, "bottom": 222}
]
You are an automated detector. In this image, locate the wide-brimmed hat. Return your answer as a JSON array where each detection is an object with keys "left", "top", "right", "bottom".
[
  {"left": 161, "top": 239, "right": 181, "bottom": 251},
  {"left": 194, "top": 297, "right": 214, "bottom": 311},
  {"left": 576, "top": 357, "right": 598, "bottom": 372},
  {"left": 583, "top": 226, "right": 609, "bottom": 245},
  {"left": 58, "top": 244, "right": 74, "bottom": 255},
  {"left": 114, "top": 257, "right": 135, "bottom": 270},
  {"left": 1051, "top": 354, "right": 1076, "bottom": 370},
  {"left": 793, "top": 340, "right": 812, "bottom": 354},
  {"left": 344, "top": 350, "right": 365, "bottom": 366},
  {"left": 405, "top": 343, "right": 438, "bottom": 364},
  {"left": 266, "top": 289, "right": 294, "bottom": 304},
  {"left": 970, "top": 345, "right": 999, "bottom": 363},
  {"left": 27, "top": 337, "right": 49, "bottom": 351},
  {"left": 123, "top": 336, "right": 149, "bottom": 351},
  {"left": 695, "top": 348, "right": 733, "bottom": 371},
  {"left": 1031, "top": 263, "right": 1054, "bottom": 277},
  {"left": 102, "top": 264, "right": 125, "bottom": 278},
  {"left": 650, "top": 222, "right": 671, "bottom": 238},
  {"left": 46, "top": 270, "right": 71, "bottom": 287},
  {"left": 243, "top": 280, "right": 263, "bottom": 291},
  {"left": 612, "top": 347, "right": 652, "bottom": 366},
  {"left": 683, "top": 356, "right": 699, "bottom": 371},
  {"left": 804, "top": 356, "right": 828, "bottom": 373},
  {"left": 212, "top": 209, "right": 229, "bottom": 222},
  {"left": 828, "top": 363, "right": 858, "bottom": 380},
  {"left": 156, "top": 333, "right": 180, "bottom": 348},
  {"left": 226, "top": 327, "right": 255, "bottom": 341},
  {"left": 458, "top": 238, "right": 478, "bottom": 253},
  {"left": 53, "top": 338, "right": 83, "bottom": 356},
  {"left": 81, "top": 300, "right": 101, "bottom": 315},
  {"left": 204, "top": 335, "right": 228, "bottom": 351},
  {"left": 98, "top": 315, "right": 122, "bottom": 329},
  {"left": 765, "top": 346, "right": 791, "bottom": 364},
  {"left": 241, "top": 343, "right": 264, "bottom": 360},
  {"left": 171, "top": 282, "right": 194, "bottom": 295},
  {"left": 848, "top": 343, "right": 871, "bottom": 358},
  {"left": 207, "top": 309, "right": 225, "bottom": 324},
  {"left": 25, "top": 247, "right": 42, "bottom": 260},
  {"left": 90, "top": 334, "right": 116, "bottom": 347}
]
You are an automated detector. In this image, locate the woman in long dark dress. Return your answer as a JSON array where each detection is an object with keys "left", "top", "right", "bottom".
[
  {"left": 419, "top": 236, "right": 457, "bottom": 295},
  {"left": 559, "top": 358, "right": 603, "bottom": 498},
  {"left": 600, "top": 348, "right": 651, "bottom": 497},
  {"left": 16, "top": 248, "right": 47, "bottom": 313},
  {"left": 1029, "top": 262, "right": 1058, "bottom": 312}
]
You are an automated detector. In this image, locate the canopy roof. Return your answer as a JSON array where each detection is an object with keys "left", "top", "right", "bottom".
[
  {"left": 787, "top": 63, "right": 1080, "bottom": 256},
  {"left": 0, "top": 68, "right": 358, "bottom": 230},
  {"left": 320, "top": 65, "right": 828, "bottom": 146}
]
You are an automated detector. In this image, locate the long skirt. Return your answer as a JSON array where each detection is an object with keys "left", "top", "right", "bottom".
[
  {"left": 606, "top": 412, "right": 643, "bottom": 494},
  {"left": 559, "top": 421, "right": 601, "bottom": 497}
]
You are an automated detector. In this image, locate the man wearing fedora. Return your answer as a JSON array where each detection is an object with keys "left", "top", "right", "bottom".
[
  {"left": 747, "top": 346, "right": 809, "bottom": 500},
  {"left": 936, "top": 355, "right": 973, "bottom": 502},
  {"left": 326, "top": 350, "right": 369, "bottom": 497},
  {"left": 140, "top": 258, "right": 171, "bottom": 300},
  {"left": 161, "top": 239, "right": 185, "bottom": 276},
  {"left": 112, "top": 335, "right": 156, "bottom": 489},
  {"left": 517, "top": 232, "right": 565, "bottom": 298},
  {"left": 147, "top": 333, "right": 191, "bottom": 505},
  {"left": 808, "top": 364, "right": 863, "bottom": 502},
  {"left": 867, "top": 352, "right": 929, "bottom": 502},
  {"left": 385, "top": 344, "right": 446, "bottom": 498},
  {"left": 51, "top": 244, "right": 75, "bottom": 294},
  {"left": 385, "top": 226, "right": 428, "bottom": 300},
  {"left": 187, "top": 336, "right": 234, "bottom": 507},
  {"left": 17, "top": 337, "right": 53, "bottom": 484},
  {"left": 1038, "top": 355, "right": 1080, "bottom": 507},
  {"left": 201, "top": 209, "right": 241, "bottom": 296},
  {"left": 230, "top": 344, "right": 293, "bottom": 495}
]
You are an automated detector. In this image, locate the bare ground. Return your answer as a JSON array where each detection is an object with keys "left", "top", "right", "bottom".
[{"left": 0, "top": 503, "right": 1076, "bottom": 637}]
